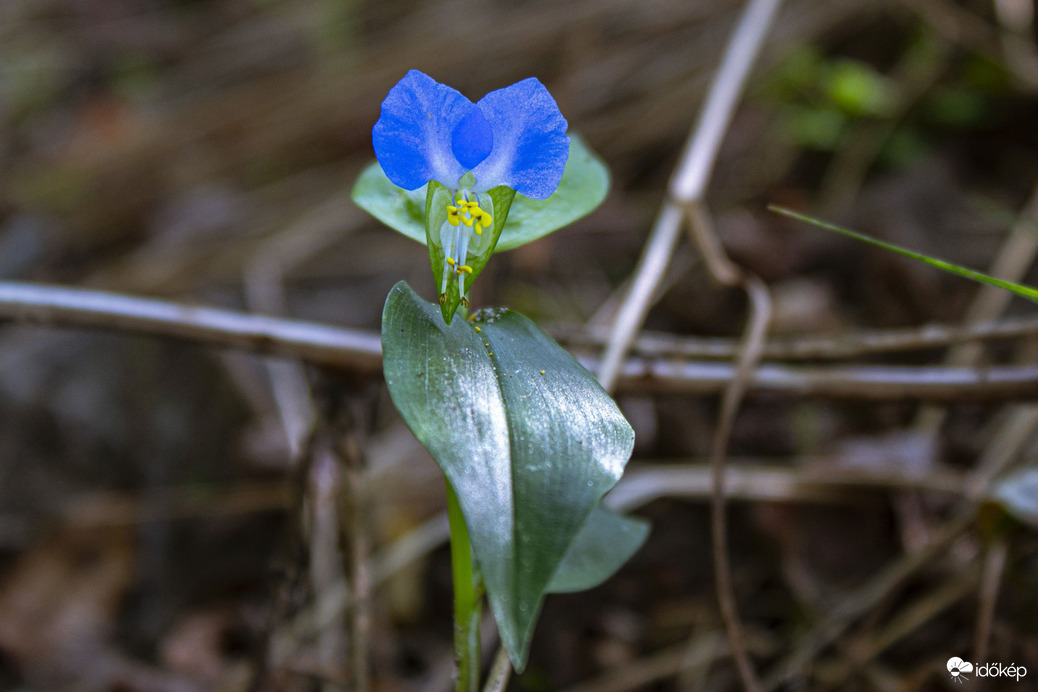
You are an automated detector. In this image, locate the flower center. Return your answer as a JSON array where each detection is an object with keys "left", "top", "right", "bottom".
[
  {"left": 447, "top": 195, "right": 493, "bottom": 234},
  {"left": 440, "top": 190, "right": 493, "bottom": 307}
]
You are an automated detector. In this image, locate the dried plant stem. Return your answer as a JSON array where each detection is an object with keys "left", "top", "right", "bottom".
[
  {"left": 974, "top": 537, "right": 1009, "bottom": 663},
  {"left": 597, "top": 203, "right": 684, "bottom": 392},
  {"left": 559, "top": 314, "right": 1038, "bottom": 360},
  {"left": 761, "top": 510, "right": 974, "bottom": 690},
  {"left": 607, "top": 461, "right": 971, "bottom": 510},
  {"left": 339, "top": 425, "right": 373, "bottom": 692},
  {"left": 707, "top": 276, "right": 770, "bottom": 692},
  {"left": 481, "top": 647, "right": 511, "bottom": 692},
  {"left": 306, "top": 442, "right": 350, "bottom": 686},
  {"left": 822, "top": 569, "right": 980, "bottom": 687},
  {"left": 5, "top": 282, "right": 1038, "bottom": 399},
  {"left": 684, "top": 197, "right": 771, "bottom": 692},
  {"left": 0, "top": 280, "right": 384, "bottom": 369},
  {"left": 597, "top": 0, "right": 783, "bottom": 393},
  {"left": 589, "top": 4, "right": 782, "bottom": 680}
]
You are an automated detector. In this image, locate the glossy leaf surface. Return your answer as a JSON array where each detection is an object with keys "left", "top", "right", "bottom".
[
  {"left": 547, "top": 506, "right": 649, "bottom": 594},
  {"left": 381, "top": 282, "right": 634, "bottom": 670}
]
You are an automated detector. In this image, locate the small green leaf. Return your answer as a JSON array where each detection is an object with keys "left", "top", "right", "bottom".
[
  {"left": 351, "top": 134, "right": 610, "bottom": 251},
  {"left": 991, "top": 467, "right": 1038, "bottom": 529},
  {"left": 771, "top": 206, "right": 1038, "bottom": 304},
  {"left": 351, "top": 163, "right": 427, "bottom": 239},
  {"left": 548, "top": 506, "right": 649, "bottom": 594},
  {"left": 381, "top": 282, "right": 634, "bottom": 670}
]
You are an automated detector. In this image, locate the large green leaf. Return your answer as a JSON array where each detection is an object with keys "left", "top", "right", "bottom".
[
  {"left": 381, "top": 281, "right": 635, "bottom": 670},
  {"left": 352, "top": 134, "right": 610, "bottom": 251},
  {"left": 548, "top": 506, "right": 649, "bottom": 594}
]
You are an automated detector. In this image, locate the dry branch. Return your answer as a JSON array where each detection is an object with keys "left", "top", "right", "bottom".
[{"left": 3, "top": 281, "right": 1038, "bottom": 400}]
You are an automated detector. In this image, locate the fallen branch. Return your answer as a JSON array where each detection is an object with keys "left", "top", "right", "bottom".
[{"left": 2, "top": 281, "right": 1038, "bottom": 400}]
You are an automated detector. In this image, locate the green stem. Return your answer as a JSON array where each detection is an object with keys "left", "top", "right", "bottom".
[{"left": 447, "top": 479, "right": 485, "bottom": 692}]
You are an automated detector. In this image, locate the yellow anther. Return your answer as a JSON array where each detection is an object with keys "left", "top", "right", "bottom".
[
  {"left": 458, "top": 265, "right": 473, "bottom": 274},
  {"left": 446, "top": 257, "right": 456, "bottom": 267},
  {"left": 446, "top": 194, "right": 490, "bottom": 233},
  {"left": 474, "top": 326, "right": 481, "bottom": 332}
]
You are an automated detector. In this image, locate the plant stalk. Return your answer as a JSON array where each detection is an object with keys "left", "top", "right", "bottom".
[{"left": 447, "top": 479, "right": 485, "bottom": 692}]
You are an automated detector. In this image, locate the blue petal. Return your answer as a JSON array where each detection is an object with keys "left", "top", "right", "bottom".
[
  {"left": 372, "top": 70, "right": 472, "bottom": 190},
  {"left": 471, "top": 78, "right": 569, "bottom": 200},
  {"left": 451, "top": 106, "right": 494, "bottom": 171}
]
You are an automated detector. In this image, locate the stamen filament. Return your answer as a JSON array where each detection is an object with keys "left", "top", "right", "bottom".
[{"left": 441, "top": 188, "right": 492, "bottom": 306}]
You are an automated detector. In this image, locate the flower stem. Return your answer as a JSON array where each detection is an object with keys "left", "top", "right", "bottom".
[{"left": 447, "top": 479, "right": 484, "bottom": 692}]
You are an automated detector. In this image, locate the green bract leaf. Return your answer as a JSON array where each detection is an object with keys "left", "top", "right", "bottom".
[
  {"left": 771, "top": 206, "right": 1038, "bottom": 304},
  {"left": 381, "top": 282, "right": 635, "bottom": 670},
  {"left": 426, "top": 181, "right": 515, "bottom": 324},
  {"left": 352, "top": 134, "right": 610, "bottom": 251},
  {"left": 548, "top": 506, "right": 649, "bottom": 594}
]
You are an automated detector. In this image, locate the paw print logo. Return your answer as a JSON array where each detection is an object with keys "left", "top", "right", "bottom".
[{"left": 947, "top": 657, "right": 973, "bottom": 684}]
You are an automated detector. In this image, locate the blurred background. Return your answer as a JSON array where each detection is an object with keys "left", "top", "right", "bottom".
[{"left": 2, "top": 0, "right": 1038, "bottom": 690}]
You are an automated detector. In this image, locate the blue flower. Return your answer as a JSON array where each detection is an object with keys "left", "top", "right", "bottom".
[
  {"left": 373, "top": 70, "right": 570, "bottom": 312},
  {"left": 372, "top": 70, "right": 569, "bottom": 201}
]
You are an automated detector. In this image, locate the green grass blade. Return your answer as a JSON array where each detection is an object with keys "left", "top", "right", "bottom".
[{"left": 769, "top": 205, "right": 1038, "bottom": 303}]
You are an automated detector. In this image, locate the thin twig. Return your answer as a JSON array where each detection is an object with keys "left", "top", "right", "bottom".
[
  {"left": 480, "top": 647, "right": 511, "bottom": 692},
  {"left": 707, "top": 276, "right": 770, "bottom": 692},
  {"left": 968, "top": 405, "right": 1038, "bottom": 492},
  {"left": 993, "top": 0, "right": 1038, "bottom": 85},
  {"left": 564, "top": 641, "right": 720, "bottom": 692},
  {"left": 684, "top": 195, "right": 772, "bottom": 692},
  {"left": 597, "top": 0, "right": 783, "bottom": 392},
  {"left": 306, "top": 441, "right": 350, "bottom": 686},
  {"left": 609, "top": 359, "right": 1038, "bottom": 399},
  {"left": 339, "top": 419, "right": 373, "bottom": 692},
  {"left": 817, "top": 32, "right": 951, "bottom": 210},
  {"left": 668, "top": 0, "right": 785, "bottom": 201},
  {"left": 761, "top": 510, "right": 974, "bottom": 690},
  {"left": 606, "top": 463, "right": 972, "bottom": 511},
  {"left": 4, "top": 281, "right": 1038, "bottom": 399},
  {"left": 597, "top": 203, "right": 685, "bottom": 392},
  {"left": 0, "top": 281, "right": 384, "bottom": 369},
  {"left": 940, "top": 184, "right": 1038, "bottom": 370},
  {"left": 903, "top": 0, "right": 1038, "bottom": 89},
  {"left": 266, "top": 456, "right": 975, "bottom": 654},
  {"left": 557, "top": 313, "right": 1038, "bottom": 361},
  {"left": 974, "top": 537, "right": 1009, "bottom": 663},
  {"left": 821, "top": 569, "right": 980, "bottom": 688}
]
